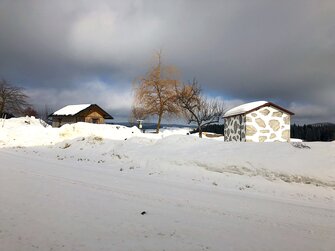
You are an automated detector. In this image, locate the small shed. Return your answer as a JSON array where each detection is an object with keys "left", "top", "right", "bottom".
[
  {"left": 223, "top": 101, "right": 294, "bottom": 142},
  {"left": 50, "top": 104, "right": 113, "bottom": 128}
]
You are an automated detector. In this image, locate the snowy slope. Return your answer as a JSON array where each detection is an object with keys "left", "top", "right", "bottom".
[
  {"left": 1, "top": 117, "right": 335, "bottom": 250},
  {"left": 1, "top": 117, "right": 334, "bottom": 185}
]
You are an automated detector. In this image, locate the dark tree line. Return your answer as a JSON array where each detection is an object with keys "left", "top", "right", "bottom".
[
  {"left": 192, "top": 123, "right": 335, "bottom": 142},
  {"left": 191, "top": 124, "right": 224, "bottom": 135},
  {"left": 291, "top": 123, "right": 335, "bottom": 142}
]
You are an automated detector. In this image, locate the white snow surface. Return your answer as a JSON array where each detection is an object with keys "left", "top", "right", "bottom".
[
  {"left": 224, "top": 100, "right": 268, "bottom": 117},
  {"left": 53, "top": 104, "right": 91, "bottom": 115},
  {"left": 1, "top": 117, "right": 335, "bottom": 251}
]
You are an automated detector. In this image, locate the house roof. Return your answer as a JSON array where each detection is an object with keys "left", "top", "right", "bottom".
[
  {"left": 53, "top": 104, "right": 91, "bottom": 116},
  {"left": 51, "top": 104, "right": 113, "bottom": 119},
  {"left": 223, "top": 101, "right": 294, "bottom": 118}
]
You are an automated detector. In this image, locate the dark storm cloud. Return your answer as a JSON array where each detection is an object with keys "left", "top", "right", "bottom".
[{"left": 0, "top": 0, "right": 334, "bottom": 123}]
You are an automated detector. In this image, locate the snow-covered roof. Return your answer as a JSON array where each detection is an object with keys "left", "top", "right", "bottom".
[
  {"left": 53, "top": 104, "right": 91, "bottom": 116},
  {"left": 223, "top": 101, "right": 294, "bottom": 118},
  {"left": 223, "top": 101, "right": 268, "bottom": 117}
]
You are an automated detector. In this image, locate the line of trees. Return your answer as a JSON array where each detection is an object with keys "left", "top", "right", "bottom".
[
  {"left": 190, "top": 123, "right": 335, "bottom": 142},
  {"left": 132, "top": 51, "right": 225, "bottom": 137},
  {"left": 191, "top": 124, "right": 224, "bottom": 135},
  {"left": 291, "top": 123, "right": 335, "bottom": 141}
]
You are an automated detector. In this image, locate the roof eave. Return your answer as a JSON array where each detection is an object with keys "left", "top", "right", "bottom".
[{"left": 223, "top": 102, "right": 294, "bottom": 118}]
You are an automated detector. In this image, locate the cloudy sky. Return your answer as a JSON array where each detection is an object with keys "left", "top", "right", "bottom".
[{"left": 1, "top": 0, "right": 334, "bottom": 124}]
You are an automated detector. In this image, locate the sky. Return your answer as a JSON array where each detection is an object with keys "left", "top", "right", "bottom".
[{"left": 0, "top": 0, "right": 334, "bottom": 124}]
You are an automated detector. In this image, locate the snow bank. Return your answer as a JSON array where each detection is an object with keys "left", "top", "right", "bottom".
[
  {"left": 112, "top": 136, "right": 334, "bottom": 186},
  {"left": 58, "top": 123, "right": 142, "bottom": 141},
  {"left": 0, "top": 117, "right": 58, "bottom": 147},
  {"left": 1, "top": 117, "right": 334, "bottom": 187},
  {"left": 0, "top": 117, "right": 143, "bottom": 147},
  {"left": 0, "top": 117, "right": 191, "bottom": 147},
  {"left": 290, "top": 138, "right": 303, "bottom": 142}
]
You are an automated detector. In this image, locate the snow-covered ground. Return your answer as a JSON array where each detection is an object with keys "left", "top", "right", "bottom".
[{"left": 0, "top": 117, "right": 334, "bottom": 251}]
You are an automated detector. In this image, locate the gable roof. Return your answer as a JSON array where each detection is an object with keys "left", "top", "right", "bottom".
[
  {"left": 223, "top": 101, "right": 294, "bottom": 118},
  {"left": 51, "top": 104, "right": 113, "bottom": 119},
  {"left": 53, "top": 104, "right": 91, "bottom": 116}
]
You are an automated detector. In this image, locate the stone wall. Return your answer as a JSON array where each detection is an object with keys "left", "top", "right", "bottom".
[
  {"left": 245, "top": 106, "right": 290, "bottom": 142},
  {"left": 224, "top": 115, "right": 246, "bottom": 142}
]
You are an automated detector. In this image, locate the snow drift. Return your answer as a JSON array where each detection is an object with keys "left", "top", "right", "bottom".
[
  {"left": 1, "top": 117, "right": 334, "bottom": 187},
  {"left": 1, "top": 117, "right": 335, "bottom": 251}
]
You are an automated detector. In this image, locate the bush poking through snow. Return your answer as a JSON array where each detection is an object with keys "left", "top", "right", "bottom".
[
  {"left": 61, "top": 143, "right": 71, "bottom": 149},
  {"left": 291, "top": 142, "right": 311, "bottom": 149},
  {"left": 93, "top": 136, "right": 103, "bottom": 142}
]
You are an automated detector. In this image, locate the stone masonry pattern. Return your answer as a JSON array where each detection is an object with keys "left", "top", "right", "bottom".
[
  {"left": 245, "top": 106, "right": 290, "bottom": 142},
  {"left": 224, "top": 115, "right": 246, "bottom": 142}
]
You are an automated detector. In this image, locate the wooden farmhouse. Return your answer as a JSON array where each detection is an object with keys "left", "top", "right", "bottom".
[
  {"left": 223, "top": 101, "right": 294, "bottom": 142},
  {"left": 50, "top": 104, "right": 113, "bottom": 128}
]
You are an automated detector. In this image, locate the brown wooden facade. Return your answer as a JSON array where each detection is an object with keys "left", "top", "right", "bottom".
[{"left": 50, "top": 104, "right": 113, "bottom": 128}]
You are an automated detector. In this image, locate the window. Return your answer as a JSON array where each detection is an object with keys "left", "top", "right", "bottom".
[{"left": 92, "top": 118, "right": 99, "bottom": 124}]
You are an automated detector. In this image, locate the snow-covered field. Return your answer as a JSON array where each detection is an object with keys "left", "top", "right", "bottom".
[{"left": 1, "top": 117, "right": 334, "bottom": 251}]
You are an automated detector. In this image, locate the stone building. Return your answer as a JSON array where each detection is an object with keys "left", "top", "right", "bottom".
[
  {"left": 223, "top": 101, "right": 294, "bottom": 142},
  {"left": 50, "top": 104, "right": 113, "bottom": 128}
]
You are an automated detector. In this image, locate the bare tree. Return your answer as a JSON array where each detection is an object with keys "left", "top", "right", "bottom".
[
  {"left": 176, "top": 80, "right": 225, "bottom": 138},
  {"left": 23, "top": 106, "right": 38, "bottom": 117},
  {"left": 129, "top": 104, "right": 148, "bottom": 127},
  {"left": 133, "top": 51, "right": 180, "bottom": 133},
  {"left": 0, "top": 79, "right": 29, "bottom": 116},
  {"left": 130, "top": 105, "right": 147, "bottom": 121},
  {"left": 39, "top": 104, "right": 53, "bottom": 123}
]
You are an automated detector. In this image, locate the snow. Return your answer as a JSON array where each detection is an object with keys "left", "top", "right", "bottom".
[
  {"left": 1, "top": 117, "right": 335, "bottom": 251},
  {"left": 53, "top": 104, "right": 91, "bottom": 116},
  {"left": 290, "top": 138, "right": 304, "bottom": 142},
  {"left": 223, "top": 100, "right": 268, "bottom": 117},
  {"left": 0, "top": 117, "right": 144, "bottom": 147}
]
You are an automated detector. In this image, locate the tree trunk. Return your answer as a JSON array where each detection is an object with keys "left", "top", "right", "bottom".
[
  {"left": 156, "top": 112, "right": 163, "bottom": 133},
  {"left": 0, "top": 99, "right": 5, "bottom": 114},
  {"left": 198, "top": 125, "right": 203, "bottom": 138}
]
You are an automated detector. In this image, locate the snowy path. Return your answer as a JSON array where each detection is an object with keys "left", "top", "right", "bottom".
[{"left": 1, "top": 150, "right": 335, "bottom": 251}]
